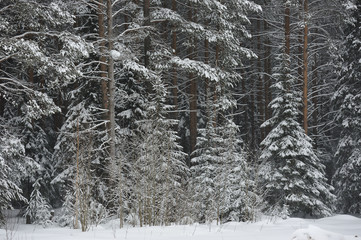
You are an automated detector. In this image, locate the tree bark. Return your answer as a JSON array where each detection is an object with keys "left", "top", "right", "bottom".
[
  {"left": 188, "top": 4, "right": 197, "bottom": 155},
  {"left": 98, "top": 0, "right": 109, "bottom": 125},
  {"left": 312, "top": 54, "right": 318, "bottom": 146},
  {"left": 107, "top": 0, "right": 115, "bottom": 170},
  {"left": 0, "top": 63, "right": 4, "bottom": 117},
  {"left": 171, "top": 0, "right": 178, "bottom": 120},
  {"left": 106, "top": 0, "right": 122, "bottom": 228},
  {"left": 285, "top": 1, "right": 291, "bottom": 56},
  {"left": 257, "top": 19, "right": 264, "bottom": 140},
  {"left": 144, "top": 0, "right": 150, "bottom": 68},
  {"left": 0, "top": 95, "right": 4, "bottom": 117},
  {"left": 74, "top": 119, "right": 80, "bottom": 230},
  {"left": 250, "top": 86, "right": 256, "bottom": 150},
  {"left": 302, "top": 0, "right": 309, "bottom": 134},
  {"left": 298, "top": 0, "right": 303, "bottom": 87},
  {"left": 264, "top": 20, "right": 272, "bottom": 135},
  {"left": 205, "top": 38, "right": 210, "bottom": 123},
  {"left": 213, "top": 44, "right": 220, "bottom": 128}
]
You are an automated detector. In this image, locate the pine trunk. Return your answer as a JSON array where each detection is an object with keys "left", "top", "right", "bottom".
[
  {"left": 285, "top": 2, "right": 291, "bottom": 56},
  {"left": 213, "top": 44, "right": 220, "bottom": 128},
  {"left": 257, "top": 19, "right": 264, "bottom": 140},
  {"left": 0, "top": 58, "right": 2, "bottom": 115},
  {"left": 188, "top": 5, "right": 197, "bottom": 155},
  {"left": 144, "top": 0, "right": 150, "bottom": 68},
  {"left": 205, "top": 38, "right": 210, "bottom": 122},
  {"left": 264, "top": 20, "right": 272, "bottom": 135},
  {"left": 303, "top": 0, "right": 309, "bottom": 134},
  {"left": 312, "top": 54, "right": 318, "bottom": 146},
  {"left": 0, "top": 96, "right": 4, "bottom": 117}
]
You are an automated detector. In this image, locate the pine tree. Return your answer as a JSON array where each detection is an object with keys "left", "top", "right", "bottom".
[{"left": 332, "top": 0, "right": 361, "bottom": 214}]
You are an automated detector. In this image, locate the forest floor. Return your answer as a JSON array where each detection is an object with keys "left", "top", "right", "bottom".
[{"left": 1, "top": 212, "right": 360, "bottom": 240}]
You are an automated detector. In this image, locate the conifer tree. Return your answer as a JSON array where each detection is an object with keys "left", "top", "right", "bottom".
[
  {"left": 52, "top": 102, "right": 108, "bottom": 230},
  {"left": 260, "top": 49, "right": 334, "bottom": 217},
  {"left": 220, "top": 120, "right": 261, "bottom": 222},
  {"left": 0, "top": 133, "right": 33, "bottom": 224},
  {"left": 189, "top": 0, "right": 260, "bottom": 223},
  {"left": 134, "top": 76, "right": 188, "bottom": 226},
  {"left": 25, "top": 178, "right": 51, "bottom": 226},
  {"left": 332, "top": 0, "right": 361, "bottom": 214},
  {"left": 0, "top": 1, "right": 92, "bottom": 222},
  {"left": 191, "top": 118, "right": 221, "bottom": 223}
]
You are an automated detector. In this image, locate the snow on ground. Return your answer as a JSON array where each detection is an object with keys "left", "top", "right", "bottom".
[{"left": 1, "top": 214, "right": 360, "bottom": 240}]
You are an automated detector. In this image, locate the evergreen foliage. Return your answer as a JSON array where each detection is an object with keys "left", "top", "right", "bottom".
[
  {"left": 0, "top": 0, "right": 358, "bottom": 227},
  {"left": 332, "top": 0, "right": 361, "bottom": 214},
  {"left": 24, "top": 178, "right": 51, "bottom": 226},
  {"left": 0, "top": 133, "right": 32, "bottom": 223},
  {"left": 260, "top": 52, "right": 335, "bottom": 217},
  {"left": 134, "top": 77, "right": 188, "bottom": 226}
]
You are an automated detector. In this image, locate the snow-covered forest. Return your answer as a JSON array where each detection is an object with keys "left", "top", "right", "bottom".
[{"left": 0, "top": 0, "right": 360, "bottom": 232}]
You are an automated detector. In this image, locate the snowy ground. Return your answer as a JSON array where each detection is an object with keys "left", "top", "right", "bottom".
[{"left": 1, "top": 213, "right": 360, "bottom": 240}]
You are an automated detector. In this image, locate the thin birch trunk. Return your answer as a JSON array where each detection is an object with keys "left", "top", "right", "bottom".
[{"left": 98, "top": 0, "right": 109, "bottom": 125}]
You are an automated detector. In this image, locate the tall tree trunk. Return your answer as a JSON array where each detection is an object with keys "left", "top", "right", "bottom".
[
  {"left": 26, "top": 67, "right": 35, "bottom": 225},
  {"left": 285, "top": 1, "right": 291, "bottom": 56},
  {"left": 28, "top": 67, "right": 34, "bottom": 84},
  {"left": 205, "top": 38, "right": 210, "bottom": 123},
  {"left": 98, "top": 0, "right": 109, "bottom": 125},
  {"left": 298, "top": 0, "right": 303, "bottom": 87},
  {"left": 302, "top": 0, "right": 309, "bottom": 134},
  {"left": 171, "top": 0, "right": 178, "bottom": 120},
  {"left": 107, "top": 0, "right": 115, "bottom": 174},
  {"left": 264, "top": 20, "right": 272, "bottom": 135},
  {"left": 0, "top": 95, "right": 4, "bottom": 117},
  {"left": 74, "top": 119, "right": 80, "bottom": 230},
  {"left": 213, "top": 44, "right": 220, "bottom": 128},
  {"left": 0, "top": 63, "right": 3, "bottom": 117},
  {"left": 106, "top": 0, "right": 122, "bottom": 228},
  {"left": 250, "top": 85, "right": 256, "bottom": 150},
  {"left": 257, "top": 19, "right": 264, "bottom": 140},
  {"left": 188, "top": 4, "right": 197, "bottom": 156},
  {"left": 144, "top": 0, "right": 150, "bottom": 68},
  {"left": 312, "top": 54, "right": 318, "bottom": 146}
]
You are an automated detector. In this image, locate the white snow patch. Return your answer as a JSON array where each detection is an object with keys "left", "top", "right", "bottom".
[
  {"left": 110, "top": 50, "right": 121, "bottom": 60},
  {"left": 292, "top": 225, "right": 345, "bottom": 240},
  {"left": 1, "top": 214, "right": 360, "bottom": 240}
]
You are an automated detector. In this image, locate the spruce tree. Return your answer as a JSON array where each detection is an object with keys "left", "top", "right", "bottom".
[
  {"left": 260, "top": 51, "right": 334, "bottom": 217},
  {"left": 25, "top": 178, "right": 51, "bottom": 226},
  {"left": 332, "top": 0, "right": 361, "bottom": 214},
  {"left": 221, "top": 120, "right": 260, "bottom": 222},
  {"left": 191, "top": 118, "right": 222, "bottom": 223},
  {"left": 0, "top": 133, "right": 31, "bottom": 224},
  {"left": 134, "top": 76, "right": 188, "bottom": 226},
  {"left": 0, "top": 0, "right": 91, "bottom": 222}
]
